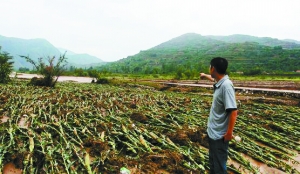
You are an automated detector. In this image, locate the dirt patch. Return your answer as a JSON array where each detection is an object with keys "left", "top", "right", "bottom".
[
  {"left": 96, "top": 150, "right": 195, "bottom": 174},
  {"left": 130, "top": 112, "right": 148, "bottom": 123},
  {"left": 3, "top": 162, "right": 22, "bottom": 174},
  {"left": 233, "top": 80, "right": 300, "bottom": 91},
  {"left": 236, "top": 95, "right": 300, "bottom": 106},
  {"left": 166, "top": 126, "right": 209, "bottom": 148}
]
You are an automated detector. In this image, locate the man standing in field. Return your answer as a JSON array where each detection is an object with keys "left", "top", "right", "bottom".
[{"left": 200, "top": 57, "right": 238, "bottom": 174}]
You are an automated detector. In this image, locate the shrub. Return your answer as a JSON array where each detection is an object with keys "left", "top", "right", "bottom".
[
  {"left": 96, "top": 78, "right": 109, "bottom": 84},
  {"left": 152, "top": 74, "right": 159, "bottom": 78},
  {"left": 0, "top": 47, "right": 14, "bottom": 83},
  {"left": 21, "top": 53, "right": 67, "bottom": 87},
  {"left": 27, "top": 77, "right": 46, "bottom": 86},
  {"left": 243, "top": 68, "right": 262, "bottom": 75}
]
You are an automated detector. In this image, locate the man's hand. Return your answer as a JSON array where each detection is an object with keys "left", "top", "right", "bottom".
[
  {"left": 199, "top": 73, "right": 207, "bottom": 80},
  {"left": 224, "top": 110, "right": 238, "bottom": 142},
  {"left": 223, "top": 132, "right": 233, "bottom": 142},
  {"left": 199, "top": 73, "right": 214, "bottom": 82}
]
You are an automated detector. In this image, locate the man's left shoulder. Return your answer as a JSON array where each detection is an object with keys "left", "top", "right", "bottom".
[{"left": 223, "top": 79, "right": 234, "bottom": 87}]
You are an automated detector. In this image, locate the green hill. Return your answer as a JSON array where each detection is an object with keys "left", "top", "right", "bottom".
[
  {"left": 0, "top": 35, "right": 104, "bottom": 70},
  {"left": 0, "top": 35, "right": 61, "bottom": 69},
  {"left": 99, "top": 33, "right": 300, "bottom": 75},
  {"left": 207, "top": 34, "right": 300, "bottom": 49}
]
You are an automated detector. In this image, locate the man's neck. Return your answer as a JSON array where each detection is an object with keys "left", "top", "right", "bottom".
[{"left": 215, "top": 74, "right": 225, "bottom": 82}]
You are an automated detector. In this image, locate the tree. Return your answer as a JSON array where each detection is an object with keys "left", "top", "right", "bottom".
[
  {"left": 0, "top": 47, "right": 14, "bottom": 83},
  {"left": 18, "top": 67, "right": 30, "bottom": 72},
  {"left": 184, "top": 69, "right": 192, "bottom": 79},
  {"left": 74, "top": 68, "right": 85, "bottom": 76},
  {"left": 21, "top": 53, "right": 67, "bottom": 87},
  {"left": 88, "top": 69, "right": 99, "bottom": 82},
  {"left": 174, "top": 67, "right": 184, "bottom": 80}
]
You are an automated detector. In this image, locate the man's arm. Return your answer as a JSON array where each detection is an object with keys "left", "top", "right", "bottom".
[
  {"left": 223, "top": 110, "right": 238, "bottom": 141},
  {"left": 199, "top": 73, "right": 214, "bottom": 82}
]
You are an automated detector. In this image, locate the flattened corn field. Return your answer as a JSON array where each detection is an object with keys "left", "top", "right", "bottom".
[{"left": 0, "top": 81, "right": 299, "bottom": 173}]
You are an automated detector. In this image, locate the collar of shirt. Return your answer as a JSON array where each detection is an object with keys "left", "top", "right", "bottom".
[{"left": 213, "top": 75, "right": 229, "bottom": 90}]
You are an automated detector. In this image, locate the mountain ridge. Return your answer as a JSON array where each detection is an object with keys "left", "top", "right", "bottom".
[
  {"left": 100, "top": 33, "right": 300, "bottom": 74},
  {"left": 206, "top": 34, "right": 300, "bottom": 49},
  {"left": 1, "top": 33, "right": 300, "bottom": 72},
  {"left": 0, "top": 35, "right": 104, "bottom": 69}
]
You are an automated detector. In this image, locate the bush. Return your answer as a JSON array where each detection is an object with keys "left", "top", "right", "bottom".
[
  {"left": 243, "top": 68, "right": 262, "bottom": 75},
  {"left": 18, "top": 67, "right": 30, "bottom": 73},
  {"left": 96, "top": 78, "right": 109, "bottom": 84},
  {"left": 152, "top": 74, "right": 159, "bottom": 78},
  {"left": 21, "top": 53, "right": 67, "bottom": 87},
  {"left": 27, "top": 77, "right": 46, "bottom": 86},
  {"left": 0, "top": 47, "right": 14, "bottom": 83}
]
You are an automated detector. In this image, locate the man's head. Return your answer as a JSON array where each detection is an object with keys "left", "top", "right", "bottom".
[{"left": 210, "top": 57, "right": 228, "bottom": 75}]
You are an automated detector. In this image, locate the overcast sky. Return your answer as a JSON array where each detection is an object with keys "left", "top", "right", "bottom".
[{"left": 1, "top": 0, "right": 299, "bottom": 62}]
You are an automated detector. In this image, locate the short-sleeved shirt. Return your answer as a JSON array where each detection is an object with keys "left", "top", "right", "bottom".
[{"left": 207, "top": 75, "right": 237, "bottom": 140}]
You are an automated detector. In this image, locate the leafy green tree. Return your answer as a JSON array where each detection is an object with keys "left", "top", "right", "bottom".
[
  {"left": 152, "top": 67, "right": 160, "bottom": 74},
  {"left": 21, "top": 53, "right": 67, "bottom": 87},
  {"left": 0, "top": 47, "right": 14, "bottom": 83},
  {"left": 88, "top": 69, "right": 99, "bottom": 78},
  {"left": 184, "top": 69, "right": 192, "bottom": 79},
  {"left": 69, "top": 65, "right": 76, "bottom": 71},
  {"left": 88, "top": 69, "right": 100, "bottom": 82},
  {"left": 244, "top": 67, "right": 262, "bottom": 75},
  {"left": 74, "top": 68, "right": 85, "bottom": 76},
  {"left": 18, "top": 67, "right": 30, "bottom": 72},
  {"left": 133, "top": 66, "right": 141, "bottom": 73},
  {"left": 174, "top": 67, "right": 184, "bottom": 80}
]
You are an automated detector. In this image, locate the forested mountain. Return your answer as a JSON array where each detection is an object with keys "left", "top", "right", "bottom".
[
  {"left": 284, "top": 39, "right": 300, "bottom": 45},
  {"left": 0, "top": 35, "right": 104, "bottom": 70},
  {"left": 1, "top": 33, "right": 300, "bottom": 74},
  {"left": 99, "top": 33, "right": 300, "bottom": 75},
  {"left": 0, "top": 35, "right": 61, "bottom": 69},
  {"left": 207, "top": 34, "right": 300, "bottom": 49}
]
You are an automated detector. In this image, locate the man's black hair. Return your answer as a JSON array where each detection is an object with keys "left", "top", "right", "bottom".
[{"left": 210, "top": 57, "right": 228, "bottom": 74}]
